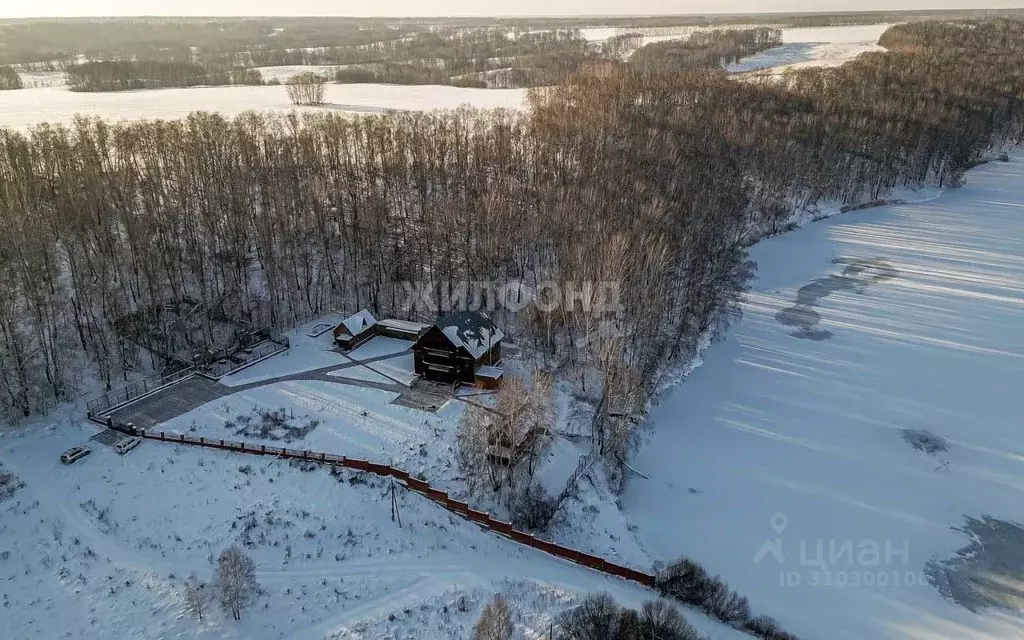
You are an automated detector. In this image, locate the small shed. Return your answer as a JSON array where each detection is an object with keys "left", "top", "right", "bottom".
[
  {"left": 475, "top": 365, "right": 504, "bottom": 390},
  {"left": 376, "top": 318, "right": 430, "bottom": 342},
  {"left": 333, "top": 310, "right": 377, "bottom": 350},
  {"left": 412, "top": 310, "right": 504, "bottom": 385}
]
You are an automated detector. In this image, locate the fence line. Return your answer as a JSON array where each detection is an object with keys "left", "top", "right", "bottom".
[
  {"left": 556, "top": 445, "right": 600, "bottom": 507},
  {"left": 196, "top": 336, "right": 290, "bottom": 380},
  {"left": 85, "top": 366, "right": 196, "bottom": 418},
  {"left": 107, "top": 423, "right": 655, "bottom": 590}
]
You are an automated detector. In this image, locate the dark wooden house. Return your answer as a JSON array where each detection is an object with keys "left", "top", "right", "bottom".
[{"left": 412, "top": 310, "right": 504, "bottom": 384}]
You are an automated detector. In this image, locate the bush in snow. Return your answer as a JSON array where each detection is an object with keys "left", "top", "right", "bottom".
[
  {"left": 655, "top": 558, "right": 712, "bottom": 605},
  {"left": 704, "top": 578, "right": 750, "bottom": 624},
  {"left": 656, "top": 557, "right": 748, "bottom": 623},
  {"left": 657, "top": 557, "right": 800, "bottom": 639},
  {"left": 512, "top": 483, "right": 557, "bottom": 531},
  {"left": 557, "top": 592, "right": 621, "bottom": 639},
  {"left": 743, "top": 614, "right": 801, "bottom": 639},
  {"left": 473, "top": 594, "right": 514, "bottom": 640},
  {"left": 557, "top": 594, "right": 702, "bottom": 640},
  {"left": 631, "top": 600, "right": 704, "bottom": 640}
]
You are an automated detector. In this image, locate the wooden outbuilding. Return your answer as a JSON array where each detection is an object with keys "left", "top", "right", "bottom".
[
  {"left": 333, "top": 310, "right": 377, "bottom": 350},
  {"left": 475, "top": 365, "right": 504, "bottom": 390},
  {"left": 376, "top": 318, "right": 430, "bottom": 341}
]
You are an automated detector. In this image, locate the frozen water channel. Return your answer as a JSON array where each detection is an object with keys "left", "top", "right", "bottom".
[{"left": 623, "top": 155, "right": 1024, "bottom": 639}]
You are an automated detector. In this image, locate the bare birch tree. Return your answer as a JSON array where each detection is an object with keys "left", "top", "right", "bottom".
[
  {"left": 182, "top": 571, "right": 212, "bottom": 622},
  {"left": 214, "top": 546, "right": 259, "bottom": 621}
]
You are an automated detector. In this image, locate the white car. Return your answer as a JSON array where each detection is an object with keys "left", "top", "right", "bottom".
[
  {"left": 114, "top": 437, "right": 141, "bottom": 455},
  {"left": 60, "top": 446, "right": 91, "bottom": 464}
]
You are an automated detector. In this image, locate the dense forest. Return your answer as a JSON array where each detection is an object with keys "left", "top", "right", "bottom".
[{"left": 0, "top": 21, "right": 1022, "bottom": 469}]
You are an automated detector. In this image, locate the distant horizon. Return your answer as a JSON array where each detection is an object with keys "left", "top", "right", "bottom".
[{"left": 3, "top": 1, "right": 1024, "bottom": 20}]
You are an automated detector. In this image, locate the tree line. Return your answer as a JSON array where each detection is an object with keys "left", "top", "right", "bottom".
[
  {"left": 0, "top": 20, "right": 1021, "bottom": 473},
  {"left": 65, "top": 60, "right": 264, "bottom": 91},
  {"left": 631, "top": 28, "right": 783, "bottom": 71}
]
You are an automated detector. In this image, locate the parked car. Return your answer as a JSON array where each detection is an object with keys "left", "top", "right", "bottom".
[
  {"left": 60, "top": 446, "right": 91, "bottom": 464},
  {"left": 114, "top": 437, "right": 141, "bottom": 455}
]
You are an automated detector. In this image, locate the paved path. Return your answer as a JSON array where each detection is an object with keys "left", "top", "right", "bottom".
[{"left": 107, "top": 349, "right": 416, "bottom": 430}]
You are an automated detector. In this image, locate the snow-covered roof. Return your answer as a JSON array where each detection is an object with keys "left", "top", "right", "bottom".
[
  {"left": 378, "top": 318, "right": 430, "bottom": 333},
  {"left": 435, "top": 310, "right": 504, "bottom": 359},
  {"left": 476, "top": 365, "right": 504, "bottom": 379},
  {"left": 339, "top": 309, "right": 377, "bottom": 337}
]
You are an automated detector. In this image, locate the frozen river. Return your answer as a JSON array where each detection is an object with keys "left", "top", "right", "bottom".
[{"left": 624, "top": 155, "right": 1024, "bottom": 639}]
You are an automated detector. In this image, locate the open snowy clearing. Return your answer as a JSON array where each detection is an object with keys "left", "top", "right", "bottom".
[
  {"left": 0, "top": 83, "right": 529, "bottom": 132},
  {"left": 728, "top": 23, "right": 891, "bottom": 74},
  {"left": 221, "top": 315, "right": 347, "bottom": 388},
  {"left": 159, "top": 380, "right": 455, "bottom": 475},
  {"left": 616, "top": 155, "right": 1024, "bottom": 639},
  {"left": 0, "top": 420, "right": 746, "bottom": 639}
]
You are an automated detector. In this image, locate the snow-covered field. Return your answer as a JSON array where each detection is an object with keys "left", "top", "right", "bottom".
[
  {"left": 0, "top": 421, "right": 750, "bottom": 640},
  {"left": 0, "top": 394, "right": 754, "bottom": 639},
  {"left": 614, "top": 155, "right": 1024, "bottom": 639},
  {"left": 728, "top": 23, "right": 891, "bottom": 74},
  {"left": 0, "top": 83, "right": 529, "bottom": 132}
]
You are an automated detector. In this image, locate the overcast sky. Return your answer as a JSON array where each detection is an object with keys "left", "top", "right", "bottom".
[{"left": 2, "top": 1, "right": 1022, "bottom": 19}]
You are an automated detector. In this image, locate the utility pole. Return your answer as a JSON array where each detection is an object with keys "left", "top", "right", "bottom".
[{"left": 390, "top": 476, "right": 402, "bottom": 528}]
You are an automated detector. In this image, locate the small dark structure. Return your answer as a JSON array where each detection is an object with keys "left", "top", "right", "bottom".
[
  {"left": 475, "top": 365, "right": 504, "bottom": 390},
  {"left": 412, "top": 310, "right": 504, "bottom": 385},
  {"left": 333, "top": 310, "right": 377, "bottom": 350}
]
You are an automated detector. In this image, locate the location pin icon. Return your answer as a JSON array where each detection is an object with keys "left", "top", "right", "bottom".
[{"left": 771, "top": 513, "right": 788, "bottom": 535}]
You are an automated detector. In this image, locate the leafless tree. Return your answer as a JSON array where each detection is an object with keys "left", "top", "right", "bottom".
[
  {"left": 286, "top": 72, "right": 326, "bottom": 105},
  {"left": 473, "top": 594, "right": 514, "bottom": 640},
  {"left": 182, "top": 571, "right": 212, "bottom": 622},
  {"left": 213, "top": 545, "right": 259, "bottom": 621}
]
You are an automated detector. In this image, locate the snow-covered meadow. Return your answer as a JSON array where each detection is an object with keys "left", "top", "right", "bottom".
[
  {"left": 0, "top": 83, "right": 529, "bottom": 132},
  {"left": 0, "top": 412, "right": 746, "bottom": 639}
]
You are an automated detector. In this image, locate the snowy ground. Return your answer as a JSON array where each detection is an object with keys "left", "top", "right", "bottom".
[
  {"left": 728, "top": 24, "right": 891, "bottom": 74},
  {"left": 613, "top": 155, "right": 1024, "bottom": 639},
  {"left": 0, "top": 418, "right": 746, "bottom": 640},
  {"left": 159, "top": 380, "right": 457, "bottom": 476},
  {"left": 0, "top": 83, "right": 529, "bottom": 132},
  {"left": 221, "top": 315, "right": 347, "bottom": 388}
]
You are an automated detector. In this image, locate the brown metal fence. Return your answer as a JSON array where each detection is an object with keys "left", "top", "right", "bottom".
[{"left": 132, "top": 428, "right": 656, "bottom": 589}]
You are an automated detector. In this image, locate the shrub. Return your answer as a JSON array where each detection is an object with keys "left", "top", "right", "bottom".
[
  {"left": 704, "top": 578, "right": 750, "bottom": 624},
  {"left": 473, "top": 594, "right": 514, "bottom": 640},
  {"left": 744, "top": 614, "right": 782, "bottom": 638},
  {"left": 512, "top": 483, "right": 557, "bottom": 531},
  {"left": 656, "top": 558, "right": 712, "bottom": 605},
  {"left": 557, "top": 592, "right": 620, "bottom": 639},
  {"left": 636, "top": 600, "right": 703, "bottom": 640}
]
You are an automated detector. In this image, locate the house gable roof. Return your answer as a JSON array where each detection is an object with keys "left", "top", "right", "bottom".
[
  {"left": 433, "top": 310, "right": 504, "bottom": 359},
  {"left": 339, "top": 309, "right": 377, "bottom": 337}
]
